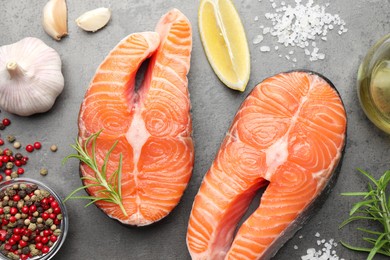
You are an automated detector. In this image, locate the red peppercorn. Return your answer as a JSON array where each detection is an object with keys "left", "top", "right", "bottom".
[
  {"left": 0, "top": 175, "right": 3, "bottom": 182},
  {"left": 2, "top": 219, "right": 8, "bottom": 226},
  {"left": 4, "top": 244, "right": 11, "bottom": 251},
  {"left": 42, "top": 212, "right": 49, "bottom": 220},
  {"left": 42, "top": 245, "right": 50, "bottom": 254},
  {"left": 50, "top": 235, "right": 57, "bottom": 243},
  {"left": 35, "top": 236, "right": 42, "bottom": 243},
  {"left": 41, "top": 236, "right": 49, "bottom": 244},
  {"left": 17, "top": 168, "right": 24, "bottom": 175},
  {"left": 0, "top": 208, "right": 3, "bottom": 214},
  {"left": 25, "top": 145, "right": 34, "bottom": 153},
  {"left": 0, "top": 139, "right": 4, "bottom": 146},
  {"left": 53, "top": 207, "right": 61, "bottom": 214},
  {"left": 19, "top": 240, "right": 28, "bottom": 247},
  {"left": 33, "top": 142, "right": 42, "bottom": 150},
  {"left": 50, "top": 201, "right": 59, "bottom": 208},
  {"left": 20, "top": 255, "right": 28, "bottom": 260},
  {"left": 0, "top": 230, "right": 6, "bottom": 241},
  {"left": 0, "top": 161, "right": 3, "bottom": 167},
  {"left": 13, "top": 228, "right": 21, "bottom": 235},
  {"left": 48, "top": 196, "right": 54, "bottom": 203},
  {"left": 35, "top": 242, "right": 43, "bottom": 250},
  {"left": 4, "top": 169, "right": 12, "bottom": 176},
  {"left": 14, "top": 160, "right": 22, "bottom": 167},
  {"left": 49, "top": 213, "right": 56, "bottom": 220},
  {"left": 12, "top": 234, "right": 21, "bottom": 241},
  {"left": 12, "top": 195, "right": 20, "bottom": 202},
  {"left": 8, "top": 238, "right": 16, "bottom": 245},
  {"left": 9, "top": 155, "right": 14, "bottom": 162},
  {"left": 54, "top": 218, "right": 61, "bottom": 225},
  {"left": 10, "top": 207, "right": 18, "bottom": 215},
  {"left": 21, "top": 206, "right": 29, "bottom": 214},
  {"left": 43, "top": 230, "right": 51, "bottom": 237},
  {"left": 2, "top": 118, "right": 11, "bottom": 126},
  {"left": 9, "top": 216, "right": 16, "bottom": 223},
  {"left": 29, "top": 205, "right": 37, "bottom": 213},
  {"left": 1, "top": 155, "right": 9, "bottom": 163}
]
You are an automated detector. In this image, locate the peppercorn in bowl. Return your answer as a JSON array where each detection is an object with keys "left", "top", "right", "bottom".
[{"left": 0, "top": 178, "right": 68, "bottom": 260}]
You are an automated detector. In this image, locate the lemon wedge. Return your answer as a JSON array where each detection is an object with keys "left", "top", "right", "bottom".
[{"left": 199, "top": 0, "right": 250, "bottom": 92}]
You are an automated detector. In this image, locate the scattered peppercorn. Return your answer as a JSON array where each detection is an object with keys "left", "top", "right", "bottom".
[
  {"left": 49, "top": 145, "right": 57, "bottom": 152},
  {"left": 33, "top": 142, "right": 41, "bottom": 150},
  {"left": 12, "top": 142, "right": 20, "bottom": 150},
  {"left": 24, "top": 145, "right": 33, "bottom": 153},
  {"left": 40, "top": 168, "right": 48, "bottom": 177},
  {"left": 6, "top": 136, "right": 15, "bottom": 143},
  {"left": 2, "top": 119, "right": 11, "bottom": 127}
]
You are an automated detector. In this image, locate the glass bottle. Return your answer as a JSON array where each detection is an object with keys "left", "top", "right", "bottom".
[{"left": 357, "top": 34, "right": 390, "bottom": 134}]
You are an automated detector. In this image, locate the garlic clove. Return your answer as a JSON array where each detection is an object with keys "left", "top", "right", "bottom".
[
  {"left": 42, "top": 0, "right": 68, "bottom": 41},
  {"left": 76, "top": 7, "right": 111, "bottom": 32}
]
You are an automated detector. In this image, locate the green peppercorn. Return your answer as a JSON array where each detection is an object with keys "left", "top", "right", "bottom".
[
  {"left": 45, "top": 219, "right": 53, "bottom": 226},
  {"left": 7, "top": 252, "right": 19, "bottom": 260},
  {"left": 10, "top": 172, "right": 18, "bottom": 179},
  {"left": 5, "top": 162, "right": 13, "bottom": 169},
  {"left": 3, "top": 206, "right": 10, "bottom": 214},
  {"left": 32, "top": 211, "right": 39, "bottom": 217},
  {"left": 7, "top": 190, "right": 16, "bottom": 197},
  {"left": 34, "top": 190, "right": 41, "bottom": 196},
  {"left": 57, "top": 214, "right": 62, "bottom": 220},
  {"left": 5, "top": 149, "right": 12, "bottom": 156},
  {"left": 15, "top": 213, "right": 21, "bottom": 220},
  {"left": 24, "top": 219, "right": 30, "bottom": 226},
  {"left": 6, "top": 135, "right": 15, "bottom": 143},
  {"left": 40, "top": 168, "right": 48, "bottom": 176},
  {"left": 24, "top": 195, "right": 30, "bottom": 202},
  {"left": 41, "top": 190, "right": 50, "bottom": 198},
  {"left": 19, "top": 183, "right": 26, "bottom": 190},
  {"left": 17, "top": 200, "right": 24, "bottom": 209},
  {"left": 28, "top": 223, "right": 37, "bottom": 231},
  {"left": 53, "top": 229, "right": 62, "bottom": 236},
  {"left": 3, "top": 196, "right": 9, "bottom": 202},
  {"left": 5, "top": 176, "right": 11, "bottom": 181},
  {"left": 12, "top": 184, "right": 18, "bottom": 190}
]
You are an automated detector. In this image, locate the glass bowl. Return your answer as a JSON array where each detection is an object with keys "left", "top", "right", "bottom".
[{"left": 0, "top": 178, "right": 68, "bottom": 260}]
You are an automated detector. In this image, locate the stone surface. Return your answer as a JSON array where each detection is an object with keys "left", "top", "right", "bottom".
[{"left": 0, "top": 0, "right": 389, "bottom": 259}]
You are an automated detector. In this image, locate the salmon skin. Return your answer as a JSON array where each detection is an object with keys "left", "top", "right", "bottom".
[
  {"left": 187, "top": 71, "right": 347, "bottom": 259},
  {"left": 78, "top": 9, "right": 193, "bottom": 226}
]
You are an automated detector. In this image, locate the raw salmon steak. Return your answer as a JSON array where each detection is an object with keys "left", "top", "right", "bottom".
[
  {"left": 187, "top": 71, "right": 347, "bottom": 259},
  {"left": 78, "top": 9, "right": 193, "bottom": 226}
]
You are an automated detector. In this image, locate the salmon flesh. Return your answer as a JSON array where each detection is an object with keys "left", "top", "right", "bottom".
[
  {"left": 187, "top": 71, "right": 347, "bottom": 259},
  {"left": 78, "top": 9, "right": 193, "bottom": 226}
]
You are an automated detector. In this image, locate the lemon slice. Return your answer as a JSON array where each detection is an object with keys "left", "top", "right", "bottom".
[{"left": 199, "top": 0, "right": 250, "bottom": 92}]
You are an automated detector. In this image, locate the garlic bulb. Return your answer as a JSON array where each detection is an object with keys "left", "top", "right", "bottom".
[
  {"left": 42, "top": 0, "right": 68, "bottom": 40},
  {"left": 76, "top": 7, "right": 111, "bottom": 32},
  {"left": 0, "top": 37, "right": 64, "bottom": 116}
]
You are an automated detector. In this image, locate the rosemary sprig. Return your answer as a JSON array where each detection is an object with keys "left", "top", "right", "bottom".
[
  {"left": 63, "top": 130, "right": 127, "bottom": 216},
  {"left": 339, "top": 168, "right": 390, "bottom": 259}
]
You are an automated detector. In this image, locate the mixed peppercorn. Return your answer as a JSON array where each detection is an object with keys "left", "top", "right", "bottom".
[{"left": 0, "top": 183, "right": 63, "bottom": 260}]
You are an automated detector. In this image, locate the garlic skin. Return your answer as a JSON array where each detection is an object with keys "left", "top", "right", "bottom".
[
  {"left": 76, "top": 8, "right": 111, "bottom": 32},
  {"left": 42, "top": 0, "right": 68, "bottom": 40},
  {"left": 0, "top": 37, "right": 64, "bottom": 116}
]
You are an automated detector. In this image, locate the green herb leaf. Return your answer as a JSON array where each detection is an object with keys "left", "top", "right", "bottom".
[
  {"left": 64, "top": 130, "right": 128, "bottom": 216},
  {"left": 340, "top": 169, "right": 390, "bottom": 259}
]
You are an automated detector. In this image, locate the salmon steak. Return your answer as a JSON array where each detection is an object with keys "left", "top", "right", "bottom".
[
  {"left": 187, "top": 71, "right": 347, "bottom": 259},
  {"left": 78, "top": 9, "right": 193, "bottom": 226}
]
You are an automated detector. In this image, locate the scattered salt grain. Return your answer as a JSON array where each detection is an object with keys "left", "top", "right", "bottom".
[
  {"left": 253, "top": 35, "right": 264, "bottom": 44},
  {"left": 253, "top": 0, "right": 347, "bottom": 64},
  {"left": 294, "top": 245, "right": 299, "bottom": 249},
  {"left": 260, "top": 46, "right": 271, "bottom": 52},
  {"left": 300, "top": 236, "right": 344, "bottom": 260},
  {"left": 254, "top": 16, "right": 259, "bottom": 21}
]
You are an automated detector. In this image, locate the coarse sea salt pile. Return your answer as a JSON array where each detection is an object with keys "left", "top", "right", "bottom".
[
  {"left": 297, "top": 232, "right": 345, "bottom": 260},
  {"left": 253, "top": 0, "right": 348, "bottom": 63}
]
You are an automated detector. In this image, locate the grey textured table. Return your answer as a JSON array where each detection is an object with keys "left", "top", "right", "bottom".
[{"left": 1, "top": 0, "right": 390, "bottom": 259}]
